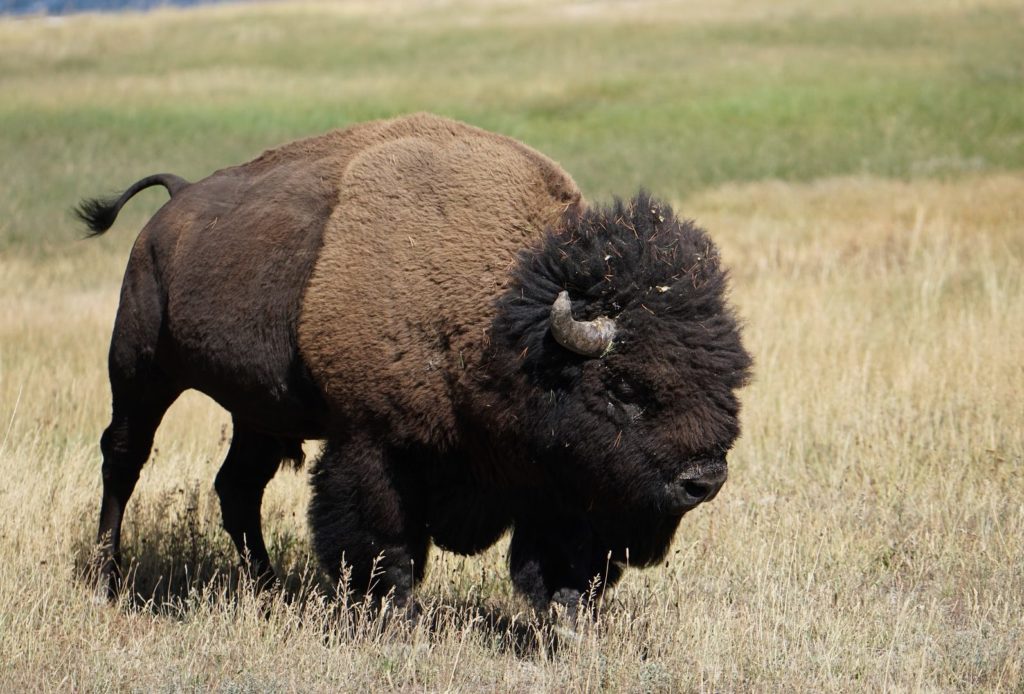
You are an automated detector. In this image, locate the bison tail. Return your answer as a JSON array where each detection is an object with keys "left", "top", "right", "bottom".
[{"left": 76, "top": 173, "right": 190, "bottom": 237}]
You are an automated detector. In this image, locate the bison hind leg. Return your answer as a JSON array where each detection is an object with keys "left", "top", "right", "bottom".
[
  {"left": 96, "top": 383, "right": 181, "bottom": 599},
  {"left": 308, "top": 437, "right": 429, "bottom": 609},
  {"left": 214, "top": 419, "right": 297, "bottom": 586}
]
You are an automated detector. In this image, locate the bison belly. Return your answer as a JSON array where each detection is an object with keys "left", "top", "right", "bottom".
[{"left": 424, "top": 464, "right": 513, "bottom": 556}]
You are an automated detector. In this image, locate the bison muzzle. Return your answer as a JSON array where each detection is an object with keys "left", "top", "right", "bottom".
[{"left": 79, "top": 113, "right": 752, "bottom": 612}]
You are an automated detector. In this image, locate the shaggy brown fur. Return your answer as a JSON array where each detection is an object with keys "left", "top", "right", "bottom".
[
  {"left": 80, "top": 113, "right": 750, "bottom": 612},
  {"left": 297, "top": 113, "right": 582, "bottom": 446}
]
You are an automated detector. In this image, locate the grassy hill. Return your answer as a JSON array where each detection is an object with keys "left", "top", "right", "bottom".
[{"left": 2, "top": 0, "right": 1022, "bottom": 253}]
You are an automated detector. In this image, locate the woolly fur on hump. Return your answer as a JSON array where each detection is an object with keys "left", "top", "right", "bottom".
[{"left": 493, "top": 191, "right": 752, "bottom": 388}]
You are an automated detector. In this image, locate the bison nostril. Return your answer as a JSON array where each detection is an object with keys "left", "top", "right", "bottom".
[{"left": 683, "top": 481, "right": 712, "bottom": 500}]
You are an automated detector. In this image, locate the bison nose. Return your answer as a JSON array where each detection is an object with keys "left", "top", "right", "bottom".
[{"left": 677, "top": 466, "right": 727, "bottom": 506}]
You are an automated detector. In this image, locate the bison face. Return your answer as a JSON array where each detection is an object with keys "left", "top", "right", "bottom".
[
  {"left": 530, "top": 329, "right": 745, "bottom": 517},
  {"left": 487, "top": 192, "right": 752, "bottom": 520}
]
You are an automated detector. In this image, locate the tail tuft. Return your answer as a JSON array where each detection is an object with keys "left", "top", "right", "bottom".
[{"left": 75, "top": 196, "right": 121, "bottom": 236}]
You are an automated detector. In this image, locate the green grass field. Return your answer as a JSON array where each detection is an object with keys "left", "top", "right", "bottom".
[{"left": 1, "top": 1, "right": 1022, "bottom": 690}]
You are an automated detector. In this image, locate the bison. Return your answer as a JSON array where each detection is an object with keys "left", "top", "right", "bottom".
[{"left": 79, "top": 113, "right": 751, "bottom": 611}]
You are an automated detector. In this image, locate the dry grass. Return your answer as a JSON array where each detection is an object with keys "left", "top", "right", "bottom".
[{"left": 1, "top": 174, "right": 1021, "bottom": 690}]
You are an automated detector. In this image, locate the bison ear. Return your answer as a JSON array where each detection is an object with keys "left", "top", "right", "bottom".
[{"left": 549, "top": 291, "right": 617, "bottom": 357}]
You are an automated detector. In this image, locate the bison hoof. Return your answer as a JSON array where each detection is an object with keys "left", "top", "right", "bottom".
[{"left": 550, "top": 588, "right": 583, "bottom": 611}]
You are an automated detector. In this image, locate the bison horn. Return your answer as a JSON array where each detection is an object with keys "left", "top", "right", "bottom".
[{"left": 549, "top": 290, "right": 617, "bottom": 357}]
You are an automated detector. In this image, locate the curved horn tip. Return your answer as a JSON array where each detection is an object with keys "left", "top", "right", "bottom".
[
  {"left": 549, "top": 290, "right": 617, "bottom": 358},
  {"left": 553, "top": 290, "right": 572, "bottom": 313}
]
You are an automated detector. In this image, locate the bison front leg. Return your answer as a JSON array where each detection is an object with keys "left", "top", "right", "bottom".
[
  {"left": 508, "top": 515, "right": 623, "bottom": 614},
  {"left": 309, "top": 436, "right": 428, "bottom": 609}
]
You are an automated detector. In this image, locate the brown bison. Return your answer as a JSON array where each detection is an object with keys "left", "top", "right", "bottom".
[{"left": 79, "top": 113, "right": 751, "bottom": 611}]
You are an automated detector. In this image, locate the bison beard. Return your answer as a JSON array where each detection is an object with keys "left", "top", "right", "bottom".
[{"left": 80, "top": 113, "right": 751, "bottom": 612}]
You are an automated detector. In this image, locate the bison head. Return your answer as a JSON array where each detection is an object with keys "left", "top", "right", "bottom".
[{"left": 484, "top": 192, "right": 752, "bottom": 553}]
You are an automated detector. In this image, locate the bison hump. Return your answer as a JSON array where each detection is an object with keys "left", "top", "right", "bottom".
[{"left": 297, "top": 114, "right": 581, "bottom": 446}]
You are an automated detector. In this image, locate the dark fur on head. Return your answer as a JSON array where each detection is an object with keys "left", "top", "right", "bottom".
[{"left": 485, "top": 192, "right": 752, "bottom": 565}]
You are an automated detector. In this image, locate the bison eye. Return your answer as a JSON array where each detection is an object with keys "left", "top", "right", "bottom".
[
  {"left": 616, "top": 381, "right": 638, "bottom": 400},
  {"left": 607, "top": 392, "right": 644, "bottom": 424},
  {"left": 623, "top": 403, "right": 643, "bottom": 423}
]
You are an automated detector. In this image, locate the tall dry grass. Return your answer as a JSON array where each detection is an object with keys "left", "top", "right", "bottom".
[{"left": 1, "top": 174, "right": 1021, "bottom": 690}]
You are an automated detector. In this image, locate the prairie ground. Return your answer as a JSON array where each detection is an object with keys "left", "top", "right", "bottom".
[{"left": 1, "top": 1, "right": 1022, "bottom": 690}]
